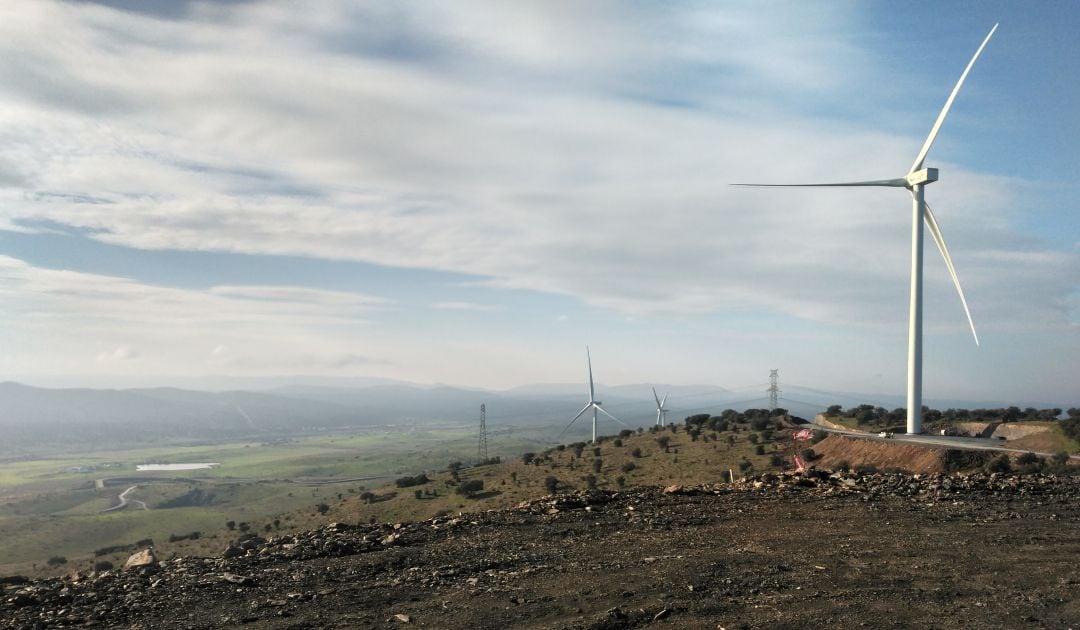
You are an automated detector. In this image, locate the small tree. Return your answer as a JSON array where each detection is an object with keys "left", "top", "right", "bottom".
[
  {"left": 616, "top": 476, "right": 626, "bottom": 488},
  {"left": 621, "top": 462, "right": 636, "bottom": 473},
  {"left": 456, "top": 480, "right": 484, "bottom": 497},
  {"left": 316, "top": 503, "right": 330, "bottom": 515},
  {"left": 755, "top": 444, "right": 766, "bottom": 455},
  {"left": 592, "top": 458, "right": 602, "bottom": 473},
  {"left": 522, "top": 452, "right": 536, "bottom": 465},
  {"left": 592, "top": 447, "right": 601, "bottom": 457},
  {"left": 544, "top": 476, "right": 559, "bottom": 494},
  {"left": 584, "top": 474, "right": 597, "bottom": 490},
  {"left": 225, "top": 520, "right": 236, "bottom": 531}
]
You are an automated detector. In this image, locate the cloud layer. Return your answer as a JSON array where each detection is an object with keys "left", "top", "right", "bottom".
[{"left": 0, "top": 2, "right": 1075, "bottom": 394}]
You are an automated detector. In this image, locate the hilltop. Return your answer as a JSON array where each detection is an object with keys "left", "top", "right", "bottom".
[{"left": 4, "top": 470, "right": 1079, "bottom": 628}]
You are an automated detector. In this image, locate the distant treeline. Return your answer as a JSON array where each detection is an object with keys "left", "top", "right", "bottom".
[{"left": 824, "top": 404, "right": 1072, "bottom": 427}]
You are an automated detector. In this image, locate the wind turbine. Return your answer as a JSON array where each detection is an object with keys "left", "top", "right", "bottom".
[
  {"left": 733, "top": 25, "right": 997, "bottom": 435},
  {"left": 559, "top": 346, "right": 625, "bottom": 444},
  {"left": 653, "top": 387, "right": 669, "bottom": 427}
]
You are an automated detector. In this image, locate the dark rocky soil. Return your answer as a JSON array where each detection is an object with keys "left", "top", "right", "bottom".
[{"left": 4, "top": 470, "right": 1080, "bottom": 629}]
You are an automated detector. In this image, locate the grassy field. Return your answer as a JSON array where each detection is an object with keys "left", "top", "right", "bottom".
[{"left": 0, "top": 422, "right": 559, "bottom": 577}]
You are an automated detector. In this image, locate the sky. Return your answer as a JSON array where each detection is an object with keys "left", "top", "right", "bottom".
[{"left": 0, "top": 1, "right": 1077, "bottom": 404}]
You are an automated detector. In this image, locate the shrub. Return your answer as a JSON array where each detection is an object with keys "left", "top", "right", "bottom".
[
  {"left": 46, "top": 556, "right": 67, "bottom": 567},
  {"left": 592, "top": 458, "right": 602, "bottom": 473},
  {"left": 456, "top": 480, "right": 484, "bottom": 497},
  {"left": 738, "top": 460, "right": 752, "bottom": 473},
  {"left": 616, "top": 476, "right": 626, "bottom": 488},
  {"left": 613, "top": 438, "right": 623, "bottom": 447},
  {"left": 522, "top": 452, "right": 536, "bottom": 465},
  {"left": 769, "top": 454, "right": 785, "bottom": 467},
  {"left": 316, "top": 503, "right": 330, "bottom": 515},
  {"left": 621, "top": 462, "right": 637, "bottom": 473},
  {"left": 395, "top": 474, "right": 430, "bottom": 488},
  {"left": 592, "top": 447, "right": 601, "bottom": 457},
  {"left": 93, "top": 560, "right": 114, "bottom": 572},
  {"left": 655, "top": 436, "right": 671, "bottom": 449},
  {"left": 631, "top": 447, "right": 642, "bottom": 458},
  {"left": 754, "top": 444, "right": 765, "bottom": 455},
  {"left": 985, "top": 454, "right": 1012, "bottom": 474},
  {"left": 1016, "top": 452, "right": 1039, "bottom": 466},
  {"left": 544, "top": 476, "right": 559, "bottom": 494},
  {"left": 1052, "top": 451, "right": 1070, "bottom": 466},
  {"left": 747, "top": 433, "right": 759, "bottom": 444},
  {"left": 584, "top": 474, "right": 597, "bottom": 490},
  {"left": 835, "top": 459, "right": 851, "bottom": 472}
]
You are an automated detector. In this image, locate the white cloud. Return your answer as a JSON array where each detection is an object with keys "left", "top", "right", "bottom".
[
  {"left": 431, "top": 301, "right": 502, "bottom": 312},
  {"left": 0, "top": 2, "right": 1075, "bottom": 393},
  {"left": 96, "top": 345, "right": 139, "bottom": 364}
]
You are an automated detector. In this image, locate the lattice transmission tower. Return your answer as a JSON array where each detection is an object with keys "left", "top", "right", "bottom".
[
  {"left": 477, "top": 403, "right": 488, "bottom": 463},
  {"left": 767, "top": 369, "right": 781, "bottom": 411}
]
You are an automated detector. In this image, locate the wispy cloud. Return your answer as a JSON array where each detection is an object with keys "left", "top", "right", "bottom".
[
  {"left": 431, "top": 301, "right": 502, "bottom": 312},
  {"left": 0, "top": 2, "right": 1075, "bottom": 396}
]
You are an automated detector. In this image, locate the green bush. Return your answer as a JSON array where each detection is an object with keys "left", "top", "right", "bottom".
[{"left": 985, "top": 454, "right": 1012, "bottom": 474}]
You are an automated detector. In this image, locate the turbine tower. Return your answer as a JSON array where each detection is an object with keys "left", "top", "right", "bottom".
[
  {"left": 734, "top": 25, "right": 995, "bottom": 435},
  {"left": 559, "top": 346, "right": 625, "bottom": 444},
  {"left": 653, "top": 387, "right": 669, "bottom": 427}
]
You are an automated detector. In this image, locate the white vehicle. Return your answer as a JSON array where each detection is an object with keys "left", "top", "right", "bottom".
[{"left": 879, "top": 431, "right": 894, "bottom": 439}]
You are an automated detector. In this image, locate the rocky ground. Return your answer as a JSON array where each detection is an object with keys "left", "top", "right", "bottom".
[{"left": 3, "top": 470, "right": 1079, "bottom": 629}]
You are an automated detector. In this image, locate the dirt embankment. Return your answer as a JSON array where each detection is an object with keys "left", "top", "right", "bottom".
[{"left": 810, "top": 435, "right": 960, "bottom": 473}]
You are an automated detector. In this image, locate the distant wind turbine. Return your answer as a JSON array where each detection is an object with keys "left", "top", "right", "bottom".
[
  {"left": 559, "top": 346, "right": 625, "bottom": 444},
  {"left": 733, "top": 24, "right": 997, "bottom": 435},
  {"left": 653, "top": 387, "right": 669, "bottom": 427}
]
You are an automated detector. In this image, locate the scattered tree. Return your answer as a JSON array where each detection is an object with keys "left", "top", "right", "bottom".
[{"left": 456, "top": 480, "right": 484, "bottom": 497}]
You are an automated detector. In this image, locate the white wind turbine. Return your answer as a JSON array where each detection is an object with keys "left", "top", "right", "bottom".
[
  {"left": 653, "top": 387, "right": 669, "bottom": 427},
  {"left": 734, "top": 25, "right": 997, "bottom": 435},
  {"left": 559, "top": 346, "right": 625, "bottom": 444}
]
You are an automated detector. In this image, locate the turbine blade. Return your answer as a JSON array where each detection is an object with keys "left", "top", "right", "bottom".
[
  {"left": 660, "top": 394, "right": 668, "bottom": 407},
  {"left": 731, "top": 178, "right": 907, "bottom": 188},
  {"left": 596, "top": 406, "right": 627, "bottom": 427},
  {"left": 922, "top": 199, "right": 979, "bottom": 346},
  {"left": 557, "top": 404, "right": 594, "bottom": 438},
  {"left": 909, "top": 24, "right": 998, "bottom": 173},
  {"left": 586, "top": 346, "right": 595, "bottom": 402},
  {"left": 653, "top": 387, "right": 661, "bottom": 407}
]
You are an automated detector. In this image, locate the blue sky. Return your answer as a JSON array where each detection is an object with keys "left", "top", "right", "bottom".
[{"left": 0, "top": 2, "right": 1077, "bottom": 403}]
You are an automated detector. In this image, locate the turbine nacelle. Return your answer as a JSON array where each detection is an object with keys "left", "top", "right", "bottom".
[{"left": 905, "top": 167, "right": 939, "bottom": 188}]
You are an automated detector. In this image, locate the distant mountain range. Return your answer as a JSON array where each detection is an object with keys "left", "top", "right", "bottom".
[{"left": 0, "top": 378, "right": 1066, "bottom": 454}]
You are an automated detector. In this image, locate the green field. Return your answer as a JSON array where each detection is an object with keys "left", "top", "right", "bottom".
[{"left": 0, "top": 423, "right": 558, "bottom": 576}]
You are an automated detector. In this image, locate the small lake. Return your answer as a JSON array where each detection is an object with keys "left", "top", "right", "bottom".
[{"left": 136, "top": 463, "right": 220, "bottom": 471}]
